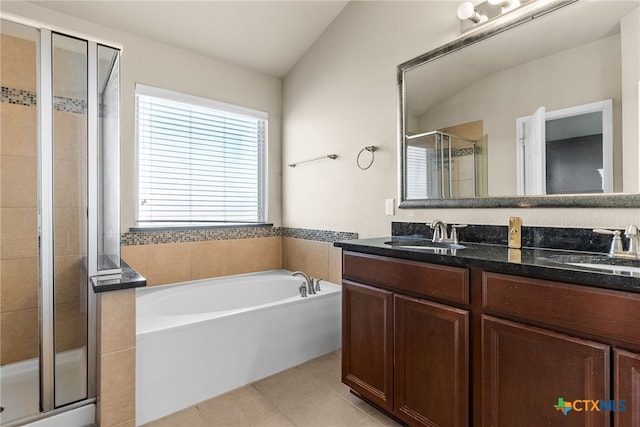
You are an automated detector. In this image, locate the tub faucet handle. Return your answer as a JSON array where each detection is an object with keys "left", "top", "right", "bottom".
[
  {"left": 299, "top": 283, "right": 307, "bottom": 298},
  {"left": 292, "top": 270, "right": 315, "bottom": 295},
  {"left": 314, "top": 278, "right": 323, "bottom": 292}
]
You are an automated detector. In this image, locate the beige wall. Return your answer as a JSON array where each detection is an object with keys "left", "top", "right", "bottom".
[
  {"left": 122, "top": 236, "right": 342, "bottom": 288},
  {"left": 282, "top": 1, "right": 640, "bottom": 238},
  {"left": 417, "top": 35, "right": 623, "bottom": 195},
  {"left": 621, "top": 7, "right": 640, "bottom": 193},
  {"left": 1, "top": 1, "right": 283, "bottom": 232},
  {"left": 97, "top": 289, "right": 136, "bottom": 427},
  {"left": 122, "top": 237, "right": 283, "bottom": 287},
  {"left": 282, "top": 238, "right": 342, "bottom": 285}
]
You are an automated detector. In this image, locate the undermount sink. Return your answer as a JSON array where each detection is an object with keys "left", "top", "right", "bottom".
[
  {"left": 566, "top": 262, "right": 640, "bottom": 275},
  {"left": 384, "top": 239, "right": 466, "bottom": 251},
  {"left": 545, "top": 254, "right": 640, "bottom": 275}
]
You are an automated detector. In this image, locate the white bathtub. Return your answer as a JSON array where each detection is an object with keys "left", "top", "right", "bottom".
[{"left": 135, "top": 270, "right": 342, "bottom": 425}]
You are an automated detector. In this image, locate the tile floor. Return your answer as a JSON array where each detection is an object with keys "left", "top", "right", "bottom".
[{"left": 143, "top": 350, "right": 402, "bottom": 427}]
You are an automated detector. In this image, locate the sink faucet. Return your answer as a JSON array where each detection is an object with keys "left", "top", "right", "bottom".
[
  {"left": 292, "top": 271, "right": 316, "bottom": 295},
  {"left": 594, "top": 226, "right": 639, "bottom": 259},
  {"left": 429, "top": 220, "right": 467, "bottom": 244},
  {"left": 625, "top": 225, "right": 639, "bottom": 259},
  {"left": 430, "top": 219, "right": 448, "bottom": 243}
]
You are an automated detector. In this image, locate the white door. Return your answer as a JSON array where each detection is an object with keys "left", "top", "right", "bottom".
[{"left": 517, "top": 106, "right": 546, "bottom": 195}]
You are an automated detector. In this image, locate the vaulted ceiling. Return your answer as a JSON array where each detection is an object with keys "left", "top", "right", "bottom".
[{"left": 30, "top": 1, "right": 349, "bottom": 77}]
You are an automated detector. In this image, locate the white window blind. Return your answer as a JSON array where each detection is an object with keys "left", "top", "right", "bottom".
[
  {"left": 135, "top": 85, "right": 267, "bottom": 225},
  {"left": 406, "top": 145, "right": 429, "bottom": 200}
]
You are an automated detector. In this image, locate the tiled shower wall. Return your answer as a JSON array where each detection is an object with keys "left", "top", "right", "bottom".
[
  {"left": 1, "top": 33, "right": 87, "bottom": 367},
  {"left": 121, "top": 227, "right": 355, "bottom": 287},
  {"left": 1, "top": 33, "right": 40, "bottom": 367}
]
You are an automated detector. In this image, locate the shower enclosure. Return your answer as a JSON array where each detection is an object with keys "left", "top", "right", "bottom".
[
  {"left": 405, "top": 130, "right": 486, "bottom": 199},
  {"left": 1, "top": 17, "right": 120, "bottom": 426}
]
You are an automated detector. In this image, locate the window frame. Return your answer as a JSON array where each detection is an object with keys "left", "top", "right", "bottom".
[{"left": 134, "top": 84, "right": 268, "bottom": 229}]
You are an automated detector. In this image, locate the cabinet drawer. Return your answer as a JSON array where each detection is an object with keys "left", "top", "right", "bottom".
[
  {"left": 343, "top": 251, "right": 469, "bottom": 305},
  {"left": 483, "top": 272, "right": 640, "bottom": 346}
]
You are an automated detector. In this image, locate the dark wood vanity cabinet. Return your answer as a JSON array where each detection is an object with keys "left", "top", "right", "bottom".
[
  {"left": 482, "top": 316, "right": 610, "bottom": 426},
  {"left": 614, "top": 349, "right": 640, "bottom": 427},
  {"left": 394, "top": 294, "right": 469, "bottom": 427},
  {"left": 342, "top": 251, "right": 640, "bottom": 427},
  {"left": 342, "top": 252, "right": 469, "bottom": 427},
  {"left": 482, "top": 272, "right": 640, "bottom": 427},
  {"left": 342, "top": 281, "right": 394, "bottom": 412}
]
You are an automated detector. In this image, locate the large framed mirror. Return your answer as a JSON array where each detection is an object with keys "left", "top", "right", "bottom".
[{"left": 398, "top": 0, "right": 640, "bottom": 208}]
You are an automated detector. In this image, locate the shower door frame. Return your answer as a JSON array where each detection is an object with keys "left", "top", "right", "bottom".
[{"left": 1, "top": 12, "right": 122, "bottom": 425}]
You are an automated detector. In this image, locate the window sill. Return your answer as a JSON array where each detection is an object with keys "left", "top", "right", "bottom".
[{"left": 129, "top": 223, "right": 274, "bottom": 232}]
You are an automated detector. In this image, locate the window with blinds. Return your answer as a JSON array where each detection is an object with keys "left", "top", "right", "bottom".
[{"left": 135, "top": 84, "right": 267, "bottom": 226}]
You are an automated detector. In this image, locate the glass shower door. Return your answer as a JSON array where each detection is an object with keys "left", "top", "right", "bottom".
[
  {"left": 51, "top": 32, "right": 89, "bottom": 408},
  {"left": 0, "top": 19, "right": 41, "bottom": 424},
  {"left": 1, "top": 18, "right": 119, "bottom": 426}
]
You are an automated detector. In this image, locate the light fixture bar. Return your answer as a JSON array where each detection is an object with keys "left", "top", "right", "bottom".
[{"left": 458, "top": 0, "right": 531, "bottom": 33}]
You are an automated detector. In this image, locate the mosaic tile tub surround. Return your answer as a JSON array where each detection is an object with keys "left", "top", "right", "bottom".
[
  {"left": 121, "top": 226, "right": 358, "bottom": 246},
  {"left": 120, "top": 226, "right": 356, "bottom": 286},
  {"left": 1, "top": 86, "right": 87, "bottom": 114}
]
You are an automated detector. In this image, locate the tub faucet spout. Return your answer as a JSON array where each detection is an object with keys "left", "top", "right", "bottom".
[{"left": 292, "top": 271, "right": 316, "bottom": 295}]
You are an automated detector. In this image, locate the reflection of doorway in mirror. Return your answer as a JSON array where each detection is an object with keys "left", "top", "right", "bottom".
[{"left": 516, "top": 100, "right": 613, "bottom": 195}]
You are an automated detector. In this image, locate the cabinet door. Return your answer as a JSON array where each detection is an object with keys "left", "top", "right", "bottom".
[
  {"left": 342, "top": 281, "right": 394, "bottom": 411},
  {"left": 394, "top": 294, "right": 469, "bottom": 427},
  {"left": 614, "top": 349, "right": 640, "bottom": 427},
  {"left": 483, "top": 316, "right": 610, "bottom": 427}
]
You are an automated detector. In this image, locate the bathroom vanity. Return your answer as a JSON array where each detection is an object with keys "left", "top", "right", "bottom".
[{"left": 335, "top": 226, "right": 640, "bottom": 427}]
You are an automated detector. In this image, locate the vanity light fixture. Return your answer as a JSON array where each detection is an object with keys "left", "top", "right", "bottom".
[
  {"left": 457, "top": 0, "right": 532, "bottom": 33},
  {"left": 457, "top": 2, "right": 488, "bottom": 24},
  {"left": 488, "top": 0, "right": 521, "bottom": 12}
]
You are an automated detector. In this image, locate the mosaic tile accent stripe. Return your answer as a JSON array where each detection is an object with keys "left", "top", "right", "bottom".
[
  {"left": 121, "top": 226, "right": 358, "bottom": 246},
  {"left": 53, "top": 94, "right": 87, "bottom": 114},
  {"left": 282, "top": 227, "right": 358, "bottom": 242},
  {"left": 121, "top": 226, "right": 282, "bottom": 246},
  {"left": 1, "top": 86, "right": 87, "bottom": 114},
  {"left": 1, "top": 86, "right": 36, "bottom": 107},
  {"left": 453, "top": 145, "right": 483, "bottom": 157}
]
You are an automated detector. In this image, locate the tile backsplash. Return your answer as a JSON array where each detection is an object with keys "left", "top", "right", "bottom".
[
  {"left": 121, "top": 226, "right": 357, "bottom": 287},
  {"left": 392, "top": 221, "right": 612, "bottom": 253}
]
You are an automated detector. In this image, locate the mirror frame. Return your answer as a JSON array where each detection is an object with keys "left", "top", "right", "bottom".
[{"left": 397, "top": 0, "right": 640, "bottom": 209}]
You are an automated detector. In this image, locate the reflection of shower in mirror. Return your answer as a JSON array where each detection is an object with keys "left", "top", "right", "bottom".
[{"left": 405, "top": 123, "right": 488, "bottom": 200}]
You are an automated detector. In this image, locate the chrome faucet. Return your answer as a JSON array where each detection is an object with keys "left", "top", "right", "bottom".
[
  {"left": 594, "top": 226, "right": 640, "bottom": 259},
  {"left": 430, "top": 219, "right": 448, "bottom": 243},
  {"left": 292, "top": 271, "right": 316, "bottom": 295},
  {"left": 624, "top": 225, "right": 639, "bottom": 259},
  {"left": 429, "top": 220, "right": 467, "bottom": 244}
]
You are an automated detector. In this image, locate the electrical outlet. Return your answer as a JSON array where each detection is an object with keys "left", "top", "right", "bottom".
[{"left": 385, "top": 198, "right": 395, "bottom": 216}]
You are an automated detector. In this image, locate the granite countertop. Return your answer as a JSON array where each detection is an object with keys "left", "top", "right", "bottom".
[
  {"left": 334, "top": 237, "right": 640, "bottom": 294},
  {"left": 91, "top": 260, "right": 147, "bottom": 293}
]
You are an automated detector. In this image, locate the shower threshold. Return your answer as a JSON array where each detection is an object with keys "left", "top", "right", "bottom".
[{"left": 0, "top": 349, "right": 87, "bottom": 425}]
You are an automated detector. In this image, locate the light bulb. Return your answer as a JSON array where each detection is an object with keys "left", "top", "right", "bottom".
[
  {"left": 457, "top": 2, "right": 476, "bottom": 20},
  {"left": 457, "top": 2, "right": 487, "bottom": 23}
]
